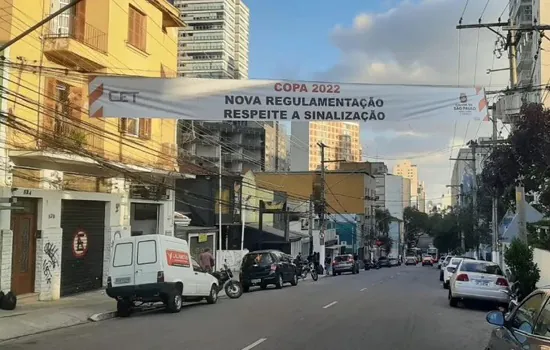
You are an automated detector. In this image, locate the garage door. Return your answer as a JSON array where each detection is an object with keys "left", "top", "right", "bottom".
[{"left": 60, "top": 200, "right": 106, "bottom": 296}]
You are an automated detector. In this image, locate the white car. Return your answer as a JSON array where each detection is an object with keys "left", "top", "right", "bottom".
[
  {"left": 107, "top": 235, "right": 219, "bottom": 316},
  {"left": 443, "top": 257, "right": 464, "bottom": 289},
  {"left": 448, "top": 259, "right": 510, "bottom": 307}
]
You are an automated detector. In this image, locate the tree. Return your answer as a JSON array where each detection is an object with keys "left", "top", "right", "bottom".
[
  {"left": 429, "top": 209, "right": 461, "bottom": 253},
  {"left": 504, "top": 238, "right": 540, "bottom": 299},
  {"left": 375, "top": 208, "right": 391, "bottom": 236},
  {"left": 403, "top": 207, "right": 429, "bottom": 247}
]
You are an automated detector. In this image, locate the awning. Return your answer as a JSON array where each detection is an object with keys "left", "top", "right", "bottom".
[
  {"left": 246, "top": 223, "right": 308, "bottom": 242},
  {"left": 326, "top": 244, "right": 345, "bottom": 250}
]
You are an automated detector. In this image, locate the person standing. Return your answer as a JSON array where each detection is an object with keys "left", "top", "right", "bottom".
[{"left": 199, "top": 247, "right": 215, "bottom": 273}]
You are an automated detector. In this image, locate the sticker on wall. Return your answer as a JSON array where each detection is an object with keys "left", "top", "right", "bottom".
[
  {"left": 73, "top": 231, "right": 88, "bottom": 258},
  {"left": 166, "top": 250, "right": 190, "bottom": 267},
  {"left": 198, "top": 234, "right": 208, "bottom": 243}
]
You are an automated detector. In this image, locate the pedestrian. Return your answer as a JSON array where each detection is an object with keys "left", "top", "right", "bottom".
[
  {"left": 325, "top": 255, "right": 332, "bottom": 275},
  {"left": 199, "top": 247, "right": 215, "bottom": 273}
]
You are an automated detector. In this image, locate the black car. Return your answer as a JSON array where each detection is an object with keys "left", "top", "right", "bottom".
[
  {"left": 239, "top": 250, "right": 298, "bottom": 292},
  {"left": 377, "top": 256, "right": 391, "bottom": 268},
  {"left": 485, "top": 287, "right": 550, "bottom": 349}
]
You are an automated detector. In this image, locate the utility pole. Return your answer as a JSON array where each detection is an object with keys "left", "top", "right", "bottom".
[
  {"left": 308, "top": 194, "right": 314, "bottom": 257},
  {"left": 0, "top": 0, "right": 85, "bottom": 51},
  {"left": 491, "top": 105, "right": 499, "bottom": 263},
  {"left": 318, "top": 142, "right": 327, "bottom": 252},
  {"left": 468, "top": 140, "right": 478, "bottom": 257}
]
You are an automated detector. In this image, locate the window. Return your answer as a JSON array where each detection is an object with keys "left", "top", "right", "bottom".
[
  {"left": 191, "top": 258, "right": 201, "bottom": 271},
  {"left": 137, "top": 240, "right": 157, "bottom": 265},
  {"left": 511, "top": 293, "right": 545, "bottom": 332},
  {"left": 534, "top": 298, "right": 550, "bottom": 337},
  {"left": 119, "top": 118, "right": 151, "bottom": 139},
  {"left": 460, "top": 262, "right": 504, "bottom": 275},
  {"left": 128, "top": 5, "right": 147, "bottom": 51},
  {"left": 113, "top": 242, "right": 133, "bottom": 267}
]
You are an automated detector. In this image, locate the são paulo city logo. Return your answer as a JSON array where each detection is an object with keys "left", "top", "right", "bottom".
[{"left": 454, "top": 92, "right": 476, "bottom": 114}]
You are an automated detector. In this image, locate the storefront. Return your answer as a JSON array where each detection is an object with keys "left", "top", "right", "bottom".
[{"left": 128, "top": 183, "right": 175, "bottom": 237}]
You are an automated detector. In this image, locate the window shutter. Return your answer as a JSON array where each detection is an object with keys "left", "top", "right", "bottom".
[
  {"left": 43, "top": 78, "right": 56, "bottom": 132},
  {"left": 74, "top": 0, "right": 86, "bottom": 41},
  {"left": 139, "top": 118, "right": 151, "bottom": 139},
  {"left": 119, "top": 118, "right": 128, "bottom": 133},
  {"left": 140, "top": 13, "right": 147, "bottom": 50},
  {"left": 128, "top": 8, "right": 135, "bottom": 45},
  {"left": 68, "top": 85, "right": 83, "bottom": 120}
]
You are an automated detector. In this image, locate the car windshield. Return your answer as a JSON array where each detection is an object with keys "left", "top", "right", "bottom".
[
  {"left": 450, "top": 258, "right": 462, "bottom": 265},
  {"left": 460, "top": 262, "right": 504, "bottom": 275},
  {"left": 242, "top": 253, "right": 274, "bottom": 267},
  {"left": 335, "top": 256, "right": 351, "bottom": 262}
]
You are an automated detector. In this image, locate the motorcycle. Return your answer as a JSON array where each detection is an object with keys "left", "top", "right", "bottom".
[
  {"left": 298, "top": 260, "right": 318, "bottom": 281},
  {"left": 210, "top": 261, "right": 243, "bottom": 299},
  {"left": 500, "top": 281, "right": 520, "bottom": 314}
]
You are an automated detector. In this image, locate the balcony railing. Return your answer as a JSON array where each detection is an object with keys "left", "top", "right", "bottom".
[
  {"left": 40, "top": 117, "right": 104, "bottom": 156},
  {"left": 46, "top": 19, "right": 107, "bottom": 54}
]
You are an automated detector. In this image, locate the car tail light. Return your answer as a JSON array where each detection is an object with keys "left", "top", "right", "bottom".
[
  {"left": 107, "top": 276, "right": 112, "bottom": 288},
  {"left": 456, "top": 273, "right": 469, "bottom": 282},
  {"left": 349, "top": 259, "right": 354, "bottom": 264},
  {"left": 270, "top": 264, "right": 277, "bottom": 271},
  {"left": 496, "top": 278, "right": 509, "bottom": 287},
  {"left": 157, "top": 271, "right": 165, "bottom": 283}
]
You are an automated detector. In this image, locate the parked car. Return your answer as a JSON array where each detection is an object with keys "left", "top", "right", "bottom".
[
  {"left": 332, "top": 254, "right": 360, "bottom": 275},
  {"left": 377, "top": 256, "right": 392, "bottom": 268},
  {"left": 484, "top": 287, "right": 550, "bottom": 349},
  {"left": 443, "top": 257, "right": 463, "bottom": 289},
  {"left": 106, "top": 235, "right": 219, "bottom": 316},
  {"left": 389, "top": 257, "right": 400, "bottom": 267},
  {"left": 421, "top": 255, "right": 433, "bottom": 266},
  {"left": 404, "top": 256, "right": 417, "bottom": 265},
  {"left": 448, "top": 260, "right": 510, "bottom": 308},
  {"left": 240, "top": 250, "right": 299, "bottom": 292},
  {"left": 437, "top": 255, "right": 447, "bottom": 269},
  {"left": 440, "top": 255, "right": 453, "bottom": 281}
]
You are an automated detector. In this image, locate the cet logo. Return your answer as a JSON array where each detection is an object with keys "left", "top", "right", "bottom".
[
  {"left": 459, "top": 93, "right": 467, "bottom": 103},
  {"left": 72, "top": 231, "right": 88, "bottom": 258}
]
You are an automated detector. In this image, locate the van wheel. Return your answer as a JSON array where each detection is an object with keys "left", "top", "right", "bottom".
[
  {"left": 166, "top": 291, "right": 183, "bottom": 313},
  {"left": 275, "top": 274, "right": 284, "bottom": 289},
  {"left": 206, "top": 285, "right": 218, "bottom": 304},
  {"left": 117, "top": 299, "right": 132, "bottom": 317}
]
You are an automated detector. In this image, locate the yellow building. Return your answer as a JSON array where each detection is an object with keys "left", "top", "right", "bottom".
[
  {"left": 289, "top": 122, "right": 362, "bottom": 171},
  {"left": 0, "top": 0, "right": 186, "bottom": 300}
]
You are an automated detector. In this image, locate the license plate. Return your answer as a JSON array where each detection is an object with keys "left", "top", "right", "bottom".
[
  {"left": 115, "top": 277, "right": 131, "bottom": 284},
  {"left": 251, "top": 279, "right": 261, "bottom": 284},
  {"left": 475, "top": 280, "right": 489, "bottom": 286}
]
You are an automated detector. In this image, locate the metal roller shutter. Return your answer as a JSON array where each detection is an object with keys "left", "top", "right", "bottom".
[{"left": 60, "top": 200, "right": 106, "bottom": 296}]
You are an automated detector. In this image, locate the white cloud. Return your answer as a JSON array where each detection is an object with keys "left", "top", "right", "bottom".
[{"left": 314, "top": 0, "right": 510, "bottom": 200}]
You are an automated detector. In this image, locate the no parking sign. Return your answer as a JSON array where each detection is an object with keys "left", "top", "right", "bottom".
[{"left": 73, "top": 231, "right": 88, "bottom": 258}]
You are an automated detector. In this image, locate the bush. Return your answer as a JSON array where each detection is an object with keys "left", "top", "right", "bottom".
[{"left": 504, "top": 238, "right": 541, "bottom": 299}]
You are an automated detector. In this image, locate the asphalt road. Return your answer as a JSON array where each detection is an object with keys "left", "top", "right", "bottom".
[{"left": 1, "top": 265, "right": 495, "bottom": 350}]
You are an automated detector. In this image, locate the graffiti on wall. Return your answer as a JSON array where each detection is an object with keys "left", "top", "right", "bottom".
[{"left": 43, "top": 242, "right": 59, "bottom": 284}]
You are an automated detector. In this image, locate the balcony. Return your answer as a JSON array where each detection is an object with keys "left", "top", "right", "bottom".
[
  {"left": 39, "top": 118, "right": 105, "bottom": 158},
  {"left": 43, "top": 20, "right": 108, "bottom": 71}
]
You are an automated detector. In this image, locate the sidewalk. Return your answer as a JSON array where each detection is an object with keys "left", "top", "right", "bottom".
[{"left": 0, "top": 290, "right": 116, "bottom": 342}]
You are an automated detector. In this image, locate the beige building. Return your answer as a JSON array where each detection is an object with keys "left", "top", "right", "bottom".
[
  {"left": 290, "top": 122, "right": 362, "bottom": 171},
  {"left": 265, "top": 123, "right": 289, "bottom": 171},
  {"left": 393, "top": 160, "right": 418, "bottom": 209}
]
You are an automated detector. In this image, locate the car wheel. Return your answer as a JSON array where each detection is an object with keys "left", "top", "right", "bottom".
[
  {"left": 260, "top": 283, "right": 267, "bottom": 290},
  {"left": 443, "top": 281, "right": 449, "bottom": 289},
  {"left": 242, "top": 283, "right": 250, "bottom": 293},
  {"left": 275, "top": 274, "right": 284, "bottom": 289},
  {"left": 166, "top": 291, "right": 183, "bottom": 313},
  {"left": 290, "top": 273, "right": 298, "bottom": 286},
  {"left": 448, "top": 290, "right": 458, "bottom": 307},
  {"left": 206, "top": 285, "right": 218, "bottom": 304},
  {"left": 352, "top": 268, "right": 357, "bottom": 274},
  {"left": 332, "top": 270, "right": 337, "bottom": 276},
  {"left": 117, "top": 299, "right": 132, "bottom": 317}
]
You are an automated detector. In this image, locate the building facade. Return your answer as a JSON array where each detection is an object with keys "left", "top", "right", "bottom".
[
  {"left": 0, "top": 0, "right": 183, "bottom": 300},
  {"left": 393, "top": 160, "right": 418, "bottom": 208},
  {"left": 173, "top": 0, "right": 249, "bottom": 79},
  {"left": 290, "top": 122, "right": 362, "bottom": 171}
]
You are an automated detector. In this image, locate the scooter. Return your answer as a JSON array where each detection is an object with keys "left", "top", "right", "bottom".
[{"left": 210, "top": 261, "right": 243, "bottom": 299}]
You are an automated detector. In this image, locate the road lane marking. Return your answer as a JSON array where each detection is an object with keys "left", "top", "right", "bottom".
[
  {"left": 323, "top": 301, "right": 338, "bottom": 309},
  {"left": 360, "top": 287, "right": 367, "bottom": 292},
  {"left": 242, "top": 338, "right": 267, "bottom": 350}
]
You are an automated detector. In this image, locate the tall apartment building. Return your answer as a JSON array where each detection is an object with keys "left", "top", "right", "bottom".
[
  {"left": 290, "top": 122, "right": 362, "bottom": 171},
  {"left": 173, "top": 0, "right": 249, "bottom": 79},
  {"left": 393, "top": 160, "right": 418, "bottom": 209}
]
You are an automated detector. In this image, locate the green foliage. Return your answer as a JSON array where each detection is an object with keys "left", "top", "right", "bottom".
[
  {"left": 480, "top": 103, "right": 550, "bottom": 214},
  {"left": 375, "top": 208, "right": 391, "bottom": 236},
  {"left": 504, "top": 239, "right": 540, "bottom": 299},
  {"left": 403, "top": 207, "right": 429, "bottom": 247},
  {"left": 376, "top": 235, "right": 393, "bottom": 255},
  {"left": 527, "top": 220, "right": 550, "bottom": 251}
]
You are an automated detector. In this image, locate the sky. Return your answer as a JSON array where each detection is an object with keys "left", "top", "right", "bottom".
[{"left": 245, "top": 0, "right": 511, "bottom": 202}]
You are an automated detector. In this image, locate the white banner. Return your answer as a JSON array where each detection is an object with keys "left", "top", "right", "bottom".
[{"left": 88, "top": 77, "right": 488, "bottom": 122}]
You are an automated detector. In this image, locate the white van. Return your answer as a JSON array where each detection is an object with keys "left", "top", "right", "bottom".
[{"left": 106, "top": 235, "right": 219, "bottom": 316}]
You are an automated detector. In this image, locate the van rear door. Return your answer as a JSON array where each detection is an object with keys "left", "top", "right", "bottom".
[
  {"left": 135, "top": 238, "right": 161, "bottom": 285},
  {"left": 111, "top": 239, "right": 135, "bottom": 287}
]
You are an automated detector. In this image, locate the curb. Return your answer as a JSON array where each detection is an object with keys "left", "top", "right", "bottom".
[{"left": 88, "top": 311, "right": 117, "bottom": 322}]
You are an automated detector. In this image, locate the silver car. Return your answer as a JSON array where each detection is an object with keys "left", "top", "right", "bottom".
[{"left": 448, "top": 260, "right": 510, "bottom": 307}]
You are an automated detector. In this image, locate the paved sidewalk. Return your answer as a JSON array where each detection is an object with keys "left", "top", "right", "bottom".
[{"left": 0, "top": 291, "right": 116, "bottom": 342}]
